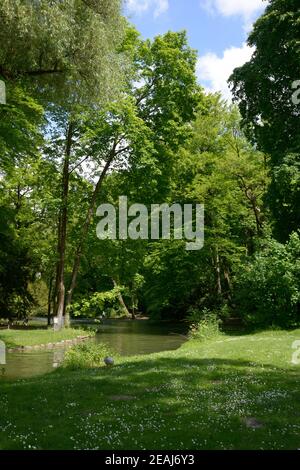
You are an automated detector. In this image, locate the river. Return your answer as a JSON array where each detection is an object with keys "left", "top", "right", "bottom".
[{"left": 0, "top": 320, "right": 188, "bottom": 381}]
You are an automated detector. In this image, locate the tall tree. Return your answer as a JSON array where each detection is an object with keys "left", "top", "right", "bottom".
[
  {"left": 64, "top": 29, "right": 203, "bottom": 323},
  {"left": 229, "top": 0, "right": 300, "bottom": 240},
  {"left": 0, "top": 0, "right": 126, "bottom": 328},
  {"left": 141, "top": 98, "right": 269, "bottom": 319}
]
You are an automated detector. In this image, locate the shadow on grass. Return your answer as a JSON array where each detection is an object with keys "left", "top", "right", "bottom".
[
  {"left": 5, "top": 355, "right": 299, "bottom": 401},
  {"left": 1, "top": 353, "right": 300, "bottom": 450}
]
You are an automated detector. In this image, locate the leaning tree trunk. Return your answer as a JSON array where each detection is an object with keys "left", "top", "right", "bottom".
[
  {"left": 237, "top": 175, "right": 263, "bottom": 236},
  {"left": 54, "top": 122, "right": 73, "bottom": 329},
  {"left": 112, "top": 279, "right": 131, "bottom": 318},
  {"left": 64, "top": 145, "right": 117, "bottom": 325}
]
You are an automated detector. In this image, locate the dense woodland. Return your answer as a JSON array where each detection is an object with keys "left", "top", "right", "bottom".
[{"left": 0, "top": 0, "right": 299, "bottom": 329}]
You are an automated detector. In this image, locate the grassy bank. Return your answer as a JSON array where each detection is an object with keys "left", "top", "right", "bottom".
[
  {"left": 0, "top": 328, "right": 93, "bottom": 348},
  {"left": 0, "top": 329, "right": 300, "bottom": 450}
]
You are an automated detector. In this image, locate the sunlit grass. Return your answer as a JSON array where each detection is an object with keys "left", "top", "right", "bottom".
[{"left": 0, "top": 328, "right": 93, "bottom": 348}]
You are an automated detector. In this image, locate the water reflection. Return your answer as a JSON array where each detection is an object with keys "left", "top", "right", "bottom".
[
  {"left": 94, "top": 320, "right": 188, "bottom": 356},
  {"left": 2, "top": 350, "right": 62, "bottom": 380},
  {"left": 1, "top": 320, "right": 188, "bottom": 380}
]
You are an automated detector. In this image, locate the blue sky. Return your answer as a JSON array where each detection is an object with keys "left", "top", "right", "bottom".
[{"left": 124, "top": 0, "right": 268, "bottom": 99}]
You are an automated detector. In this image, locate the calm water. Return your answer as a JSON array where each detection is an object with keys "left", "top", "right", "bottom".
[{"left": 0, "top": 320, "right": 188, "bottom": 381}]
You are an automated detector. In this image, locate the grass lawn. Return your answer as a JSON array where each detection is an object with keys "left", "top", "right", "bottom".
[
  {"left": 0, "top": 329, "right": 300, "bottom": 450},
  {"left": 0, "top": 328, "right": 93, "bottom": 348}
]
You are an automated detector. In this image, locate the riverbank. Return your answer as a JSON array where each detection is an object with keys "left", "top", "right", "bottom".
[
  {"left": 0, "top": 328, "right": 94, "bottom": 349},
  {"left": 0, "top": 328, "right": 300, "bottom": 450}
]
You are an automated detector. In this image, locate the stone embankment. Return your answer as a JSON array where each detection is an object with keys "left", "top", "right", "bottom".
[{"left": 7, "top": 335, "right": 91, "bottom": 353}]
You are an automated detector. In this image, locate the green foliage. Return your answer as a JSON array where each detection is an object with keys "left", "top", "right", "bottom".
[
  {"left": 0, "top": 207, "right": 36, "bottom": 320},
  {"left": 188, "top": 308, "right": 222, "bottom": 341},
  {"left": 140, "top": 99, "right": 269, "bottom": 319},
  {"left": 63, "top": 342, "right": 117, "bottom": 370},
  {"left": 230, "top": 0, "right": 300, "bottom": 241},
  {"left": 0, "top": 85, "right": 44, "bottom": 168},
  {"left": 230, "top": 0, "right": 300, "bottom": 159},
  {"left": 71, "top": 288, "right": 122, "bottom": 318},
  {"left": 235, "top": 232, "right": 300, "bottom": 327},
  {"left": 0, "top": 0, "right": 125, "bottom": 106},
  {"left": 0, "top": 1, "right": 297, "bottom": 332},
  {"left": 267, "top": 154, "right": 300, "bottom": 242},
  {"left": 28, "top": 279, "right": 49, "bottom": 316}
]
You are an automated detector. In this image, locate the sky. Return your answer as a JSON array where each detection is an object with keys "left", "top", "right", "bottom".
[{"left": 124, "top": 0, "right": 268, "bottom": 100}]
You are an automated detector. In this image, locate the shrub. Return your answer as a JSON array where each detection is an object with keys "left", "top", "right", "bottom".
[
  {"left": 188, "top": 308, "right": 222, "bottom": 341},
  {"left": 71, "top": 288, "right": 122, "bottom": 318},
  {"left": 234, "top": 232, "right": 300, "bottom": 328},
  {"left": 0, "top": 218, "right": 36, "bottom": 321},
  {"left": 63, "top": 342, "right": 117, "bottom": 370}
]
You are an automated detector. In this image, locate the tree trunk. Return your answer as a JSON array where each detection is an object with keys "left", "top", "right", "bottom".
[
  {"left": 223, "top": 267, "right": 232, "bottom": 300},
  {"left": 64, "top": 145, "right": 117, "bottom": 324},
  {"left": 237, "top": 175, "right": 263, "bottom": 235},
  {"left": 54, "top": 122, "right": 73, "bottom": 329},
  {"left": 224, "top": 268, "right": 232, "bottom": 291},
  {"left": 112, "top": 279, "right": 131, "bottom": 318},
  {"left": 132, "top": 296, "right": 136, "bottom": 320},
  {"left": 215, "top": 246, "right": 222, "bottom": 296},
  {"left": 52, "top": 262, "right": 59, "bottom": 323},
  {"left": 47, "top": 276, "right": 54, "bottom": 327},
  {"left": 249, "top": 195, "right": 263, "bottom": 236}
]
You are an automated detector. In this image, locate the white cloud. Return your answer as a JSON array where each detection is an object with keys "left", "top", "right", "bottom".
[
  {"left": 126, "top": 0, "right": 169, "bottom": 18},
  {"left": 153, "top": 0, "right": 169, "bottom": 17},
  {"left": 202, "top": 0, "right": 266, "bottom": 30},
  {"left": 197, "top": 43, "right": 254, "bottom": 101},
  {"left": 202, "top": 0, "right": 265, "bottom": 18}
]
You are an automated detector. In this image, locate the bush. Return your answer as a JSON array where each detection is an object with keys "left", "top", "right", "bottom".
[
  {"left": 71, "top": 288, "right": 122, "bottom": 318},
  {"left": 234, "top": 232, "right": 300, "bottom": 328},
  {"left": 63, "top": 342, "right": 117, "bottom": 370},
  {"left": 188, "top": 308, "right": 222, "bottom": 341},
  {"left": 0, "top": 217, "right": 36, "bottom": 321}
]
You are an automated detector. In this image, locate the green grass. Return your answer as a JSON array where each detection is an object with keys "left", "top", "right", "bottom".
[
  {"left": 0, "top": 328, "right": 93, "bottom": 348},
  {"left": 0, "top": 329, "right": 300, "bottom": 450}
]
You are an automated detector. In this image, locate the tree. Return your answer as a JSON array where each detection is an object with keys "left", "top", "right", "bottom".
[
  {"left": 87, "top": 96, "right": 269, "bottom": 320},
  {"left": 0, "top": 207, "right": 36, "bottom": 321},
  {"left": 229, "top": 0, "right": 300, "bottom": 159},
  {"left": 0, "top": 0, "right": 124, "bottom": 106},
  {"left": 267, "top": 154, "right": 300, "bottom": 241},
  {"left": 235, "top": 232, "right": 300, "bottom": 328},
  {"left": 141, "top": 98, "right": 269, "bottom": 319},
  {"left": 0, "top": 0, "right": 126, "bottom": 328},
  {"left": 0, "top": 85, "right": 44, "bottom": 169},
  {"left": 229, "top": 0, "right": 300, "bottom": 240},
  {"left": 63, "top": 29, "right": 203, "bottom": 323},
  {"left": 0, "top": 85, "right": 47, "bottom": 323}
]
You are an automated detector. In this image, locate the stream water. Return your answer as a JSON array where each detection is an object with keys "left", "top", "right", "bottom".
[{"left": 0, "top": 320, "right": 188, "bottom": 381}]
